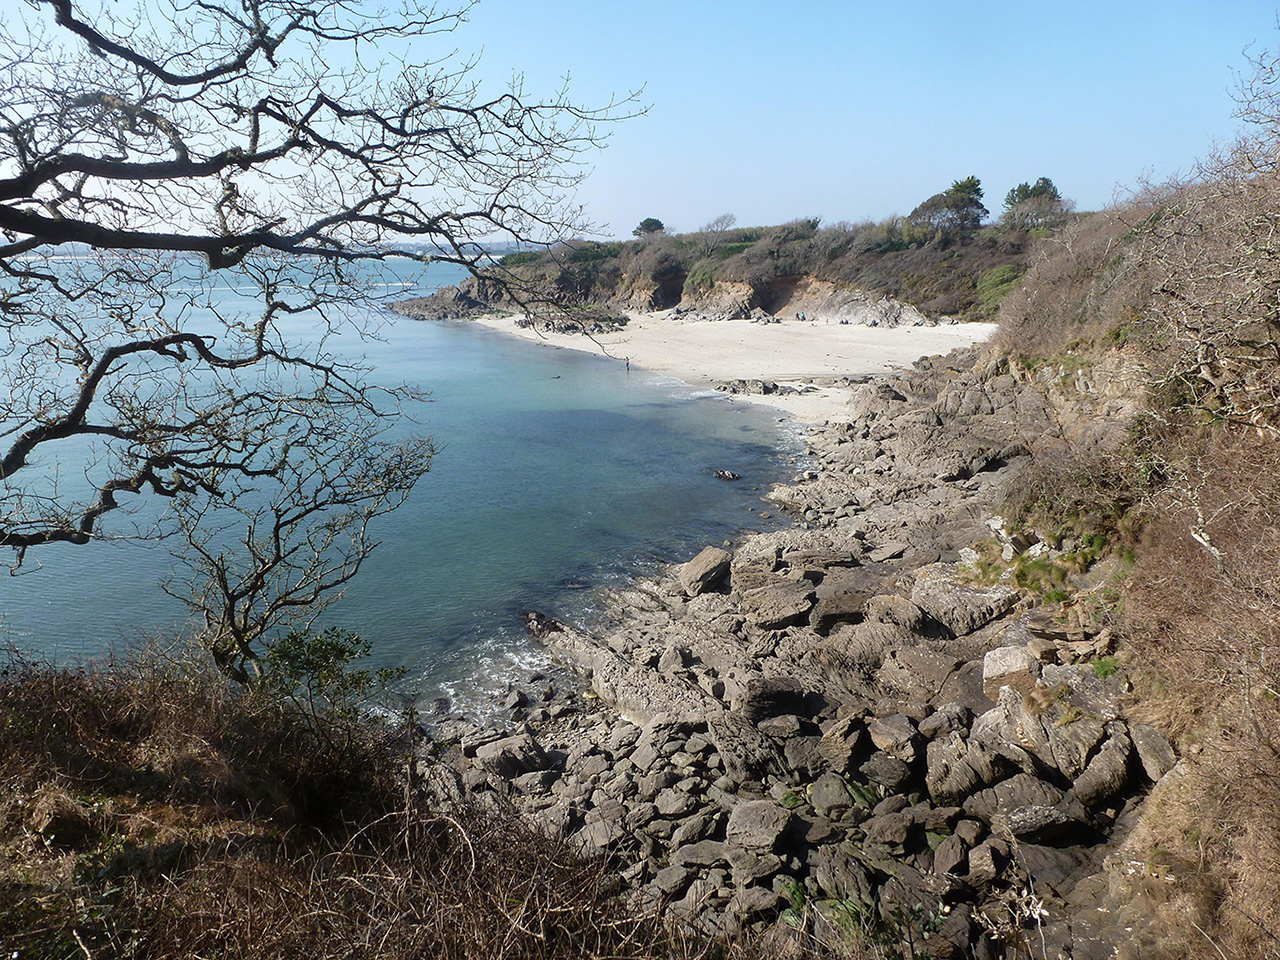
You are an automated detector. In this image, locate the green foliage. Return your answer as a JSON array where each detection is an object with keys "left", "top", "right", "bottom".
[
  {"left": 951, "top": 175, "right": 985, "bottom": 203},
  {"left": 500, "top": 250, "right": 540, "bottom": 267},
  {"left": 717, "top": 240, "right": 754, "bottom": 259},
  {"left": 1002, "top": 177, "right": 1069, "bottom": 232},
  {"left": 1013, "top": 556, "right": 1069, "bottom": 595},
  {"left": 682, "top": 258, "right": 719, "bottom": 295},
  {"left": 907, "top": 176, "right": 988, "bottom": 240},
  {"left": 1093, "top": 656, "right": 1120, "bottom": 679},
  {"left": 632, "top": 217, "right": 664, "bottom": 237},
  {"left": 263, "top": 627, "right": 405, "bottom": 725},
  {"left": 1004, "top": 176, "right": 1062, "bottom": 211},
  {"left": 977, "top": 263, "right": 1024, "bottom": 313}
]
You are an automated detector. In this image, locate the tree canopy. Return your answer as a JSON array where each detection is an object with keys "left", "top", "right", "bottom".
[
  {"left": 1001, "top": 177, "right": 1070, "bottom": 231},
  {"left": 0, "top": 0, "right": 630, "bottom": 677},
  {"left": 633, "top": 217, "right": 666, "bottom": 237},
  {"left": 906, "top": 176, "right": 988, "bottom": 238}
]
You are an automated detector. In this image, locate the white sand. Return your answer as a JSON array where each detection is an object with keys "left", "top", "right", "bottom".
[{"left": 472, "top": 312, "right": 997, "bottom": 423}]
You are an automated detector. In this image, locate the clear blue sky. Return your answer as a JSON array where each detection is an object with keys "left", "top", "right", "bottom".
[{"left": 445, "top": 0, "right": 1279, "bottom": 238}]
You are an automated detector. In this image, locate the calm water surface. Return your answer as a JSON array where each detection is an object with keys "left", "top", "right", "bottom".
[{"left": 1, "top": 263, "right": 801, "bottom": 709}]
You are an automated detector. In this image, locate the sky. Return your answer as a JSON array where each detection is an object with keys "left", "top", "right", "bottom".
[{"left": 439, "top": 0, "right": 1280, "bottom": 238}]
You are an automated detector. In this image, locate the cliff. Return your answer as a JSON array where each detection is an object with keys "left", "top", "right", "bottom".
[{"left": 393, "top": 216, "right": 1040, "bottom": 325}]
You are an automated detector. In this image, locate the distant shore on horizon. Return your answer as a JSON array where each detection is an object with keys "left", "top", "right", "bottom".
[{"left": 470, "top": 312, "right": 999, "bottom": 422}]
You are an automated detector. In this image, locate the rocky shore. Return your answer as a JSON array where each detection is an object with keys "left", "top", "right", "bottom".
[{"left": 416, "top": 346, "right": 1172, "bottom": 958}]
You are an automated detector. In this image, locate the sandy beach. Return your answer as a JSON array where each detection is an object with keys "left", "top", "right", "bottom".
[{"left": 472, "top": 312, "right": 997, "bottom": 423}]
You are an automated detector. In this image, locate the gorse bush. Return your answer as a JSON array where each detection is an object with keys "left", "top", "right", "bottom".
[{"left": 976, "top": 264, "right": 1023, "bottom": 315}]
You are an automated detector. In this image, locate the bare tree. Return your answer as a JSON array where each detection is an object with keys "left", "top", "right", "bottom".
[
  {"left": 697, "top": 212, "right": 737, "bottom": 258},
  {"left": 0, "top": 0, "right": 632, "bottom": 673},
  {"left": 1136, "top": 45, "right": 1280, "bottom": 436}
]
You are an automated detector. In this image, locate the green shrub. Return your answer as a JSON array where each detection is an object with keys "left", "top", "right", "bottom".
[
  {"left": 500, "top": 250, "right": 541, "bottom": 267},
  {"left": 263, "top": 627, "right": 405, "bottom": 725},
  {"left": 977, "top": 263, "right": 1023, "bottom": 313},
  {"left": 683, "top": 258, "right": 719, "bottom": 295},
  {"left": 564, "top": 241, "right": 625, "bottom": 263},
  {"left": 717, "top": 241, "right": 754, "bottom": 259},
  {"left": 1093, "top": 656, "right": 1120, "bottom": 679}
]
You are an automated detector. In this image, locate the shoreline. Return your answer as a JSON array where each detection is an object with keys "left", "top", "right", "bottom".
[
  {"left": 423, "top": 344, "right": 1171, "bottom": 952},
  {"left": 469, "top": 311, "right": 998, "bottom": 424}
]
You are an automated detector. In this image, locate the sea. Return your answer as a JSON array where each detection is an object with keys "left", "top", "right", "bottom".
[{"left": 0, "top": 258, "right": 801, "bottom": 714}]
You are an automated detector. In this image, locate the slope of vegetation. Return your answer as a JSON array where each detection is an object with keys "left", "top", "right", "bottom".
[
  {"left": 453, "top": 179, "right": 1072, "bottom": 323},
  {"left": 988, "top": 67, "right": 1280, "bottom": 956}
]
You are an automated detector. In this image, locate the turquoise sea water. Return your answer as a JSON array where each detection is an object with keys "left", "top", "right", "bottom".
[{"left": 1, "top": 261, "right": 798, "bottom": 709}]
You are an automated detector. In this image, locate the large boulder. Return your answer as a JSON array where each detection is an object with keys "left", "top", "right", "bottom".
[
  {"left": 740, "top": 581, "right": 815, "bottom": 630},
  {"left": 864, "top": 594, "right": 927, "bottom": 631},
  {"left": 680, "top": 546, "right": 732, "bottom": 596},
  {"left": 474, "top": 733, "right": 549, "bottom": 779},
  {"left": 966, "top": 773, "right": 1087, "bottom": 841},
  {"left": 725, "top": 799, "right": 796, "bottom": 853},
  {"left": 911, "top": 564, "right": 1019, "bottom": 637},
  {"left": 808, "top": 771, "right": 858, "bottom": 818},
  {"left": 708, "top": 713, "right": 792, "bottom": 782},
  {"left": 812, "top": 566, "right": 901, "bottom": 627},
  {"left": 535, "top": 623, "right": 718, "bottom": 726},
  {"left": 812, "top": 845, "right": 876, "bottom": 905},
  {"left": 926, "top": 733, "right": 1020, "bottom": 805},
  {"left": 731, "top": 676, "right": 809, "bottom": 723},
  {"left": 972, "top": 685, "right": 1108, "bottom": 781},
  {"left": 878, "top": 647, "right": 962, "bottom": 702}
]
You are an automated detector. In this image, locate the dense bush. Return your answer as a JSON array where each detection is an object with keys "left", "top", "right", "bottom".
[{"left": 993, "top": 204, "right": 1152, "bottom": 357}]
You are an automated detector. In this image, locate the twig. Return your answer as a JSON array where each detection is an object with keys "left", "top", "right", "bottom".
[{"left": 1190, "top": 919, "right": 1231, "bottom": 960}]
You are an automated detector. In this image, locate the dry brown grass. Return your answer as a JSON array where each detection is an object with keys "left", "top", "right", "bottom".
[
  {"left": 994, "top": 201, "right": 1157, "bottom": 359},
  {"left": 0, "top": 648, "right": 874, "bottom": 960},
  {"left": 0, "top": 647, "right": 680, "bottom": 959},
  {"left": 1120, "top": 429, "right": 1280, "bottom": 959}
]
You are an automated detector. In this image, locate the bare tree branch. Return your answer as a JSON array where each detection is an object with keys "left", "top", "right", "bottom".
[{"left": 0, "top": 0, "right": 635, "bottom": 677}]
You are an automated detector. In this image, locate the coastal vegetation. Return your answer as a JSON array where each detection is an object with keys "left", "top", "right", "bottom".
[
  {"left": 408, "top": 175, "right": 1070, "bottom": 324},
  {"left": 976, "top": 52, "right": 1280, "bottom": 955},
  {"left": 0, "top": 645, "right": 687, "bottom": 959}
]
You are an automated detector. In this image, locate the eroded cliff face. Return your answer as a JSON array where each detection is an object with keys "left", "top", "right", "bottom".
[{"left": 395, "top": 270, "right": 947, "bottom": 326}]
